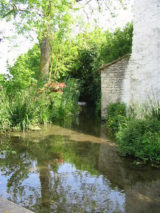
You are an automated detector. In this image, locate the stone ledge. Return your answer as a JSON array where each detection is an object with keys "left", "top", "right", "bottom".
[{"left": 0, "top": 197, "right": 34, "bottom": 213}]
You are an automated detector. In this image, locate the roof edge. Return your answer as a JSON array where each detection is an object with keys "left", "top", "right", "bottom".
[{"left": 99, "top": 54, "right": 130, "bottom": 72}]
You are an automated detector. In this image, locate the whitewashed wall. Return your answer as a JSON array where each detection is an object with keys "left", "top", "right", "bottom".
[
  {"left": 127, "top": 0, "right": 160, "bottom": 105},
  {"left": 101, "top": 0, "right": 160, "bottom": 119}
]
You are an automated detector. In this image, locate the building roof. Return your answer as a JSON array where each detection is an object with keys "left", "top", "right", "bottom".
[{"left": 99, "top": 54, "right": 130, "bottom": 72}]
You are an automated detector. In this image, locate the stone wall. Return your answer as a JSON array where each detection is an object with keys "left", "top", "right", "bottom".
[
  {"left": 101, "top": 56, "right": 129, "bottom": 119},
  {"left": 101, "top": 0, "right": 160, "bottom": 119},
  {"left": 128, "top": 0, "right": 160, "bottom": 105}
]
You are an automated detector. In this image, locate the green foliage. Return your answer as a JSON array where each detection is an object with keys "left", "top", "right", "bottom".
[
  {"left": 1, "top": 0, "right": 77, "bottom": 82},
  {"left": 116, "top": 118, "right": 160, "bottom": 162},
  {"left": 49, "top": 36, "right": 79, "bottom": 80},
  {"left": 68, "top": 29, "right": 105, "bottom": 105},
  {"left": 50, "top": 28, "right": 106, "bottom": 82},
  {"left": 35, "top": 91, "right": 52, "bottom": 124},
  {"left": 4, "top": 23, "right": 133, "bottom": 111},
  {"left": 106, "top": 102, "right": 160, "bottom": 163},
  {"left": 101, "top": 23, "right": 133, "bottom": 64},
  {"left": 9, "top": 89, "right": 38, "bottom": 130},
  {"left": 0, "top": 0, "right": 76, "bottom": 38},
  {"left": 68, "top": 24, "right": 133, "bottom": 107},
  {"left": 1, "top": 0, "right": 133, "bottom": 114},
  {"left": 48, "top": 79, "right": 80, "bottom": 122},
  {"left": 0, "top": 74, "right": 5, "bottom": 84},
  {"left": 0, "top": 89, "right": 11, "bottom": 130},
  {"left": 106, "top": 103, "right": 127, "bottom": 132},
  {"left": 0, "top": 79, "right": 79, "bottom": 131},
  {"left": 31, "top": 28, "right": 105, "bottom": 105},
  {"left": 70, "top": 47, "right": 100, "bottom": 104},
  {"left": 3, "top": 44, "right": 40, "bottom": 96}
]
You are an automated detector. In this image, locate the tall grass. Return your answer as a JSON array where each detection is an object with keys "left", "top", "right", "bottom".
[
  {"left": 9, "top": 89, "right": 38, "bottom": 130},
  {"left": 0, "top": 89, "right": 11, "bottom": 130},
  {"left": 0, "top": 79, "right": 79, "bottom": 131}
]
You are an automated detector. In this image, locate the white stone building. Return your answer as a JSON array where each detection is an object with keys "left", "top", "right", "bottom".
[
  {"left": 101, "top": 0, "right": 160, "bottom": 119},
  {"left": 128, "top": 0, "right": 160, "bottom": 105}
]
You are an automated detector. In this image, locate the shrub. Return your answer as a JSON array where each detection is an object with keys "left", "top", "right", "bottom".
[
  {"left": 49, "top": 78, "right": 80, "bottom": 122},
  {"left": 0, "top": 90, "right": 11, "bottom": 130},
  {"left": 116, "top": 118, "right": 160, "bottom": 162},
  {"left": 101, "top": 23, "right": 133, "bottom": 64},
  {"left": 106, "top": 103, "right": 160, "bottom": 163},
  {"left": 9, "top": 88, "right": 39, "bottom": 130},
  {"left": 70, "top": 47, "right": 100, "bottom": 105},
  {"left": 106, "top": 103, "right": 127, "bottom": 132},
  {"left": 0, "top": 78, "right": 80, "bottom": 131}
]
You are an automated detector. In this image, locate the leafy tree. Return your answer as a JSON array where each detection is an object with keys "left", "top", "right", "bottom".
[
  {"left": 101, "top": 23, "right": 133, "bottom": 64},
  {"left": 68, "top": 28, "right": 105, "bottom": 104},
  {"left": 0, "top": 0, "right": 76, "bottom": 82},
  {"left": 68, "top": 24, "right": 133, "bottom": 105},
  {"left": 4, "top": 44, "right": 40, "bottom": 94},
  {"left": 5, "top": 23, "right": 132, "bottom": 108}
]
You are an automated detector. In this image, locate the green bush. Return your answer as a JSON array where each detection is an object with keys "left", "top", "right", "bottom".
[
  {"left": 49, "top": 79, "right": 79, "bottom": 122},
  {"left": 106, "top": 103, "right": 127, "bottom": 132},
  {"left": 116, "top": 118, "right": 160, "bottom": 162},
  {"left": 3, "top": 45, "right": 39, "bottom": 97},
  {"left": 8, "top": 88, "right": 39, "bottom": 130},
  {"left": 70, "top": 47, "right": 100, "bottom": 105},
  {"left": 0, "top": 89, "right": 11, "bottom": 130},
  {"left": 106, "top": 102, "right": 160, "bottom": 163},
  {"left": 0, "top": 78, "right": 79, "bottom": 131},
  {"left": 101, "top": 23, "right": 133, "bottom": 64}
]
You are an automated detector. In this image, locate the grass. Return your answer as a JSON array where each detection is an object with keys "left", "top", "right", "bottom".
[
  {"left": 106, "top": 102, "right": 160, "bottom": 164},
  {"left": 0, "top": 79, "right": 79, "bottom": 131}
]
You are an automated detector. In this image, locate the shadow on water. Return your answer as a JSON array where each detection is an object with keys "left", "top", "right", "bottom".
[{"left": 0, "top": 106, "right": 160, "bottom": 213}]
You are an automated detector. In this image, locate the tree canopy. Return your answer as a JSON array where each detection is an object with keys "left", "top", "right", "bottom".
[
  {"left": 0, "top": 0, "right": 132, "bottom": 81},
  {"left": 0, "top": 0, "right": 77, "bottom": 81}
]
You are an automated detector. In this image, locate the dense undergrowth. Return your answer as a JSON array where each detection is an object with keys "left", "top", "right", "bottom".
[
  {"left": 106, "top": 103, "right": 160, "bottom": 164},
  {"left": 0, "top": 79, "right": 79, "bottom": 131}
]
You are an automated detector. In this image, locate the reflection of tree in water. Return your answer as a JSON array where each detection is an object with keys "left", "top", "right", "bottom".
[
  {"left": 1, "top": 135, "right": 160, "bottom": 213},
  {"left": 36, "top": 136, "right": 100, "bottom": 213},
  {"left": 0, "top": 139, "right": 33, "bottom": 196},
  {"left": 35, "top": 137, "right": 64, "bottom": 213},
  {"left": 0, "top": 135, "right": 100, "bottom": 212},
  {"left": 0, "top": 137, "right": 41, "bottom": 209}
]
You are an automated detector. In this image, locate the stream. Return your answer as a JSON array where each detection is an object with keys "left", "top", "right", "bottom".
[{"left": 0, "top": 107, "right": 160, "bottom": 213}]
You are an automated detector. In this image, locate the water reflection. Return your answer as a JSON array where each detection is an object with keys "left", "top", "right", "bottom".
[
  {"left": 0, "top": 123, "right": 160, "bottom": 213},
  {"left": 98, "top": 144, "right": 160, "bottom": 213}
]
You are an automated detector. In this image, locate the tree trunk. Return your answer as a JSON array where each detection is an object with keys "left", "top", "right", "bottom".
[{"left": 39, "top": 37, "right": 50, "bottom": 82}]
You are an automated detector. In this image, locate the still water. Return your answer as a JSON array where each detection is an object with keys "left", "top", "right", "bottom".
[{"left": 0, "top": 108, "right": 160, "bottom": 213}]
